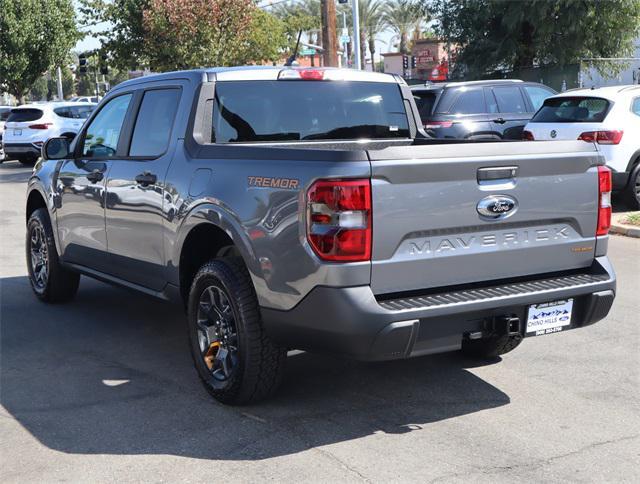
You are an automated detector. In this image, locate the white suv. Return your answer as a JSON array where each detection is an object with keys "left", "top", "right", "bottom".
[
  {"left": 523, "top": 85, "right": 640, "bottom": 208},
  {"left": 3, "top": 102, "right": 96, "bottom": 164},
  {"left": 0, "top": 106, "right": 13, "bottom": 160}
]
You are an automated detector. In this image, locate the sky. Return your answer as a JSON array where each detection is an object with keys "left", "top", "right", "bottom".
[{"left": 73, "top": 0, "right": 400, "bottom": 64}]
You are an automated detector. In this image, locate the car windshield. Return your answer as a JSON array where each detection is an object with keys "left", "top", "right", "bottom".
[
  {"left": 7, "top": 108, "right": 44, "bottom": 123},
  {"left": 530, "top": 96, "right": 611, "bottom": 123},
  {"left": 212, "top": 80, "right": 409, "bottom": 142}
]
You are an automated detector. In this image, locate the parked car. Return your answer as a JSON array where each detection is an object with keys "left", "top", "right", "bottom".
[
  {"left": 523, "top": 85, "right": 640, "bottom": 209},
  {"left": 27, "top": 67, "right": 615, "bottom": 404},
  {"left": 0, "top": 106, "right": 13, "bottom": 161},
  {"left": 70, "top": 96, "right": 100, "bottom": 103},
  {"left": 3, "top": 102, "right": 96, "bottom": 164},
  {"left": 412, "top": 79, "right": 556, "bottom": 140}
]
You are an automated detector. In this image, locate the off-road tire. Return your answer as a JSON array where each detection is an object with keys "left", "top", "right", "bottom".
[
  {"left": 461, "top": 334, "right": 523, "bottom": 359},
  {"left": 26, "top": 208, "right": 80, "bottom": 303},
  {"left": 187, "top": 257, "right": 286, "bottom": 405}
]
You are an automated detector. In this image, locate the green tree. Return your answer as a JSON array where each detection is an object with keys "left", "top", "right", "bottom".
[
  {"left": 432, "top": 0, "right": 640, "bottom": 78},
  {"left": 384, "top": 0, "right": 424, "bottom": 54},
  {"left": 79, "top": 0, "right": 149, "bottom": 70},
  {"left": 0, "top": 0, "right": 81, "bottom": 102}
]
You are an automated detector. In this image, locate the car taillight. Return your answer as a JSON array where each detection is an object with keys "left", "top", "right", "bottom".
[
  {"left": 424, "top": 121, "right": 453, "bottom": 129},
  {"left": 522, "top": 130, "right": 535, "bottom": 141},
  {"left": 28, "top": 123, "right": 52, "bottom": 130},
  {"left": 578, "top": 130, "right": 623, "bottom": 145},
  {"left": 306, "top": 179, "right": 371, "bottom": 262},
  {"left": 597, "top": 165, "right": 612, "bottom": 236}
]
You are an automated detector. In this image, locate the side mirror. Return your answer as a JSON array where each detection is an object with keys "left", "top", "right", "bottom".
[{"left": 42, "top": 137, "right": 71, "bottom": 160}]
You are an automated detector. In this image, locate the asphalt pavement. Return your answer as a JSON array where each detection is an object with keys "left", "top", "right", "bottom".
[{"left": 1, "top": 160, "right": 638, "bottom": 483}]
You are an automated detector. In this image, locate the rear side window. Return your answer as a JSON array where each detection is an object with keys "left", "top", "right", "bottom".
[
  {"left": 212, "top": 80, "right": 409, "bottom": 143},
  {"left": 54, "top": 105, "right": 95, "bottom": 119},
  {"left": 492, "top": 86, "right": 527, "bottom": 113},
  {"left": 524, "top": 85, "right": 555, "bottom": 111},
  {"left": 129, "top": 89, "right": 181, "bottom": 157},
  {"left": 7, "top": 108, "right": 43, "bottom": 122},
  {"left": 449, "top": 88, "right": 485, "bottom": 115},
  {"left": 530, "top": 97, "right": 610, "bottom": 123},
  {"left": 413, "top": 91, "right": 439, "bottom": 119},
  {"left": 0, "top": 108, "right": 11, "bottom": 121}
]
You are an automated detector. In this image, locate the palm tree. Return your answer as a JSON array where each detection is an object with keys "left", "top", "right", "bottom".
[
  {"left": 384, "top": 0, "right": 424, "bottom": 54},
  {"left": 358, "top": 0, "right": 385, "bottom": 69}
]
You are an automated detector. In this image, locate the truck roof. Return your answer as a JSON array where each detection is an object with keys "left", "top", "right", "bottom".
[{"left": 112, "top": 66, "right": 400, "bottom": 92}]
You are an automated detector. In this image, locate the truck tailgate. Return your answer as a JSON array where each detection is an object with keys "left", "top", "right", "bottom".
[{"left": 368, "top": 140, "right": 602, "bottom": 295}]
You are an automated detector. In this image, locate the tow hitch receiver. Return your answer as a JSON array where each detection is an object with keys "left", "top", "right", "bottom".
[{"left": 498, "top": 316, "right": 521, "bottom": 336}]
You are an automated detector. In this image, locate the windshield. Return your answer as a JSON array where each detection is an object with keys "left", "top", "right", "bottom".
[
  {"left": 7, "top": 108, "right": 43, "bottom": 123},
  {"left": 212, "top": 80, "right": 409, "bottom": 143},
  {"left": 530, "top": 96, "right": 611, "bottom": 123}
]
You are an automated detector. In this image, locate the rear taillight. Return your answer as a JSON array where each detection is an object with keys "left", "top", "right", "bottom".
[
  {"left": 307, "top": 179, "right": 371, "bottom": 262},
  {"left": 424, "top": 121, "right": 453, "bottom": 129},
  {"left": 28, "top": 123, "right": 52, "bottom": 130},
  {"left": 597, "top": 165, "right": 612, "bottom": 236},
  {"left": 522, "top": 130, "right": 535, "bottom": 141},
  {"left": 578, "top": 130, "right": 623, "bottom": 145}
]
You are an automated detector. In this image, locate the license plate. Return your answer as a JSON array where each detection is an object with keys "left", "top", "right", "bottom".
[
  {"left": 526, "top": 299, "right": 573, "bottom": 336},
  {"left": 13, "top": 129, "right": 22, "bottom": 136}
]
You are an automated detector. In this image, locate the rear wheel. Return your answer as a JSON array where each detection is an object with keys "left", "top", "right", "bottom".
[
  {"left": 461, "top": 333, "right": 523, "bottom": 359},
  {"left": 26, "top": 208, "right": 80, "bottom": 302},
  {"left": 186, "top": 257, "right": 286, "bottom": 405},
  {"left": 624, "top": 165, "right": 640, "bottom": 210}
]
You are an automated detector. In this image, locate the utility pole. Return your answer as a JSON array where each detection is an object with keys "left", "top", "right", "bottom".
[
  {"left": 56, "top": 66, "right": 64, "bottom": 100},
  {"left": 352, "top": 0, "right": 361, "bottom": 69},
  {"left": 321, "top": 0, "right": 338, "bottom": 67}
]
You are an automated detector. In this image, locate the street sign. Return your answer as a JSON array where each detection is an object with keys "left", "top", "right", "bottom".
[
  {"left": 300, "top": 48, "right": 316, "bottom": 56},
  {"left": 340, "top": 35, "right": 350, "bottom": 44}
]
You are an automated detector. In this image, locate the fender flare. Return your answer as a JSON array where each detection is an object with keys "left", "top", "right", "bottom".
[{"left": 169, "top": 202, "right": 262, "bottom": 285}]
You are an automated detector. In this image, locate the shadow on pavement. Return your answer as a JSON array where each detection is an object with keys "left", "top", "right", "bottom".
[{"left": 1, "top": 275, "right": 510, "bottom": 460}]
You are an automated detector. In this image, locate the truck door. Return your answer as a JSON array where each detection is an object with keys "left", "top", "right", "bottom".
[
  {"left": 104, "top": 86, "right": 182, "bottom": 291},
  {"left": 56, "top": 93, "right": 134, "bottom": 273}
]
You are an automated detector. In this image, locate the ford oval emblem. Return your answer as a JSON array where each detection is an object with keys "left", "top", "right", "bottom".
[{"left": 477, "top": 195, "right": 518, "bottom": 219}]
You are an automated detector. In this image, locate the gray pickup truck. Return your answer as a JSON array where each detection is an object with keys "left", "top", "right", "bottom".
[{"left": 27, "top": 67, "right": 616, "bottom": 404}]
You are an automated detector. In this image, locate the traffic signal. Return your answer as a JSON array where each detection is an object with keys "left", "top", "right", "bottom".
[
  {"left": 78, "top": 54, "right": 87, "bottom": 74},
  {"left": 100, "top": 54, "right": 109, "bottom": 75},
  {"left": 402, "top": 55, "right": 409, "bottom": 69},
  {"left": 411, "top": 56, "right": 417, "bottom": 69}
]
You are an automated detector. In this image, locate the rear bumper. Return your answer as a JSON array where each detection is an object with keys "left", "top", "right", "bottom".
[
  {"left": 3, "top": 142, "right": 40, "bottom": 158},
  {"left": 261, "top": 257, "right": 616, "bottom": 361}
]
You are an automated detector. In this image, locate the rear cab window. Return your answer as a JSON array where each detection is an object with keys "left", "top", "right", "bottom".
[
  {"left": 530, "top": 97, "right": 611, "bottom": 123},
  {"left": 212, "top": 81, "right": 410, "bottom": 143},
  {"left": 7, "top": 108, "right": 44, "bottom": 123}
]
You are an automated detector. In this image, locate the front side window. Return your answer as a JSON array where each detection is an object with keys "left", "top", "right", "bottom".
[
  {"left": 212, "top": 80, "right": 409, "bottom": 143},
  {"left": 82, "top": 94, "right": 132, "bottom": 158},
  {"left": 129, "top": 89, "right": 181, "bottom": 157},
  {"left": 524, "top": 85, "right": 555, "bottom": 112},
  {"left": 492, "top": 86, "right": 527, "bottom": 113}
]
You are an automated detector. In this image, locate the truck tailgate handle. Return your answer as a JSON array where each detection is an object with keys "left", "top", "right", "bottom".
[{"left": 477, "top": 166, "right": 518, "bottom": 183}]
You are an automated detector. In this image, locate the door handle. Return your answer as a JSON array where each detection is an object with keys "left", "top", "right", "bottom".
[
  {"left": 493, "top": 117, "right": 506, "bottom": 124},
  {"left": 135, "top": 171, "right": 157, "bottom": 186},
  {"left": 86, "top": 169, "right": 104, "bottom": 183}
]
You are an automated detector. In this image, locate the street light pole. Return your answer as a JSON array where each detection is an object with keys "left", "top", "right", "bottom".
[
  {"left": 56, "top": 66, "right": 64, "bottom": 100},
  {"left": 352, "top": 0, "right": 361, "bottom": 70}
]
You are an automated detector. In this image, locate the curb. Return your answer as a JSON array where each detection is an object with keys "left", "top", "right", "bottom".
[{"left": 610, "top": 223, "right": 640, "bottom": 238}]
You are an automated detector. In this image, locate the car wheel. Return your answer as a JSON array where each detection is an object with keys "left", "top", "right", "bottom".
[
  {"left": 187, "top": 257, "right": 286, "bottom": 405},
  {"left": 461, "top": 333, "right": 523, "bottom": 359},
  {"left": 624, "top": 165, "right": 640, "bottom": 210},
  {"left": 17, "top": 156, "right": 36, "bottom": 166},
  {"left": 26, "top": 208, "right": 80, "bottom": 303}
]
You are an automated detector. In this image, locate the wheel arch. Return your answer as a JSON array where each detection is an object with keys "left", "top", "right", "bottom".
[
  {"left": 26, "top": 188, "right": 47, "bottom": 222},
  {"left": 174, "top": 205, "right": 260, "bottom": 305}
]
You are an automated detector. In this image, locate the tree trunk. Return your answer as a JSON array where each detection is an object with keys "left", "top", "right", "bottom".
[
  {"left": 514, "top": 21, "right": 536, "bottom": 69},
  {"left": 400, "top": 31, "right": 408, "bottom": 54},
  {"left": 360, "top": 29, "right": 366, "bottom": 69},
  {"left": 368, "top": 37, "right": 376, "bottom": 71}
]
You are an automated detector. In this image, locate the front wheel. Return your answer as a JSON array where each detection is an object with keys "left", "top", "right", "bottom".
[
  {"left": 186, "top": 258, "right": 286, "bottom": 405},
  {"left": 26, "top": 208, "right": 80, "bottom": 302},
  {"left": 624, "top": 165, "right": 640, "bottom": 210}
]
